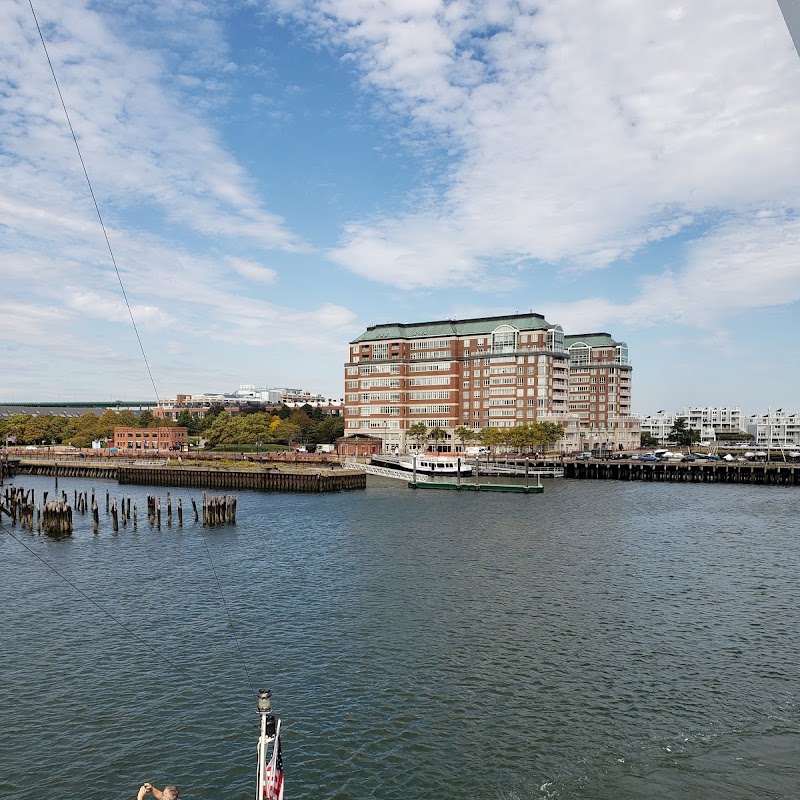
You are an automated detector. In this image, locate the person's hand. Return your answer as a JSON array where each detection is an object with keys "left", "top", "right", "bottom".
[{"left": 137, "top": 785, "right": 148, "bottom": 800}]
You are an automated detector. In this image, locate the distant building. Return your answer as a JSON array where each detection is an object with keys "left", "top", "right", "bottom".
[
  {"left": 113, "top": 427, "right": 187, "bottom": 451},
  {"left": 154, "top": 384, "right": 339, "bottom": 421},
  {"left": 745, "top": 410, "right": 800, "bottom": 450},
  {"left": 638, "top": 407, "right": 745, "bottom": 446}
]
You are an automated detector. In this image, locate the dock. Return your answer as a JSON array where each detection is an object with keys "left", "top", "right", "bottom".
[
  {"left": 566, "top": 459, "right": 800, "bottom": 486},
  {"left": 409, "top": 482, "right": 543, "bottom": 493},
  {"left": 10, "top": 460, "right": 365, "bottom": 493}
]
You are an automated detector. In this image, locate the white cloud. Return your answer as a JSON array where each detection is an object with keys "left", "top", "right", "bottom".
[
  {"left": 0, "top": 0, "right": 303, "bottom": 253},
  {"left": 278, "top": 0, "right": 800, "bottom": 306},
  {"left": 227, "top": 256, "right": 279, "bottom": 284}
]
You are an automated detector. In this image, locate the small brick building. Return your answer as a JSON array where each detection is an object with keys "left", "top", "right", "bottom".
[{"left": 336, "top": 434, "right": 383, "bottom": 458}]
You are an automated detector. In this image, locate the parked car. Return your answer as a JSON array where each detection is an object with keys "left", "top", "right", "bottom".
[
  {"left": 575, "top": 451, "right": 593, "bottom": 460},
  {"left": 639, "top": 454, "right": 658, "bottom": 462},
  {"left": 681, "top": 454, "right": 698, "bottom": 462}
]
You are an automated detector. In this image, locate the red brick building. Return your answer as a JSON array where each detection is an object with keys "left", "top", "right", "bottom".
[{"left": 113, "top": 427, "right": 188, "bottom": 451}]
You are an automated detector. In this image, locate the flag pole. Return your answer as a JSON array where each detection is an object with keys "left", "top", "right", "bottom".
[{"left": 255, "top": 690, "right": 279, "bottom": 800}]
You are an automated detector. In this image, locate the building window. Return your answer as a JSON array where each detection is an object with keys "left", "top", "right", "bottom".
[{"left": 491, "top": 325, "right": 518, "bottom": 353}]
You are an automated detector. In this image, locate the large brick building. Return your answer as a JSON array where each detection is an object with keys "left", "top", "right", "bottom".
[{"left": 344, "top": 314, "right": 637, "bottom": 454}]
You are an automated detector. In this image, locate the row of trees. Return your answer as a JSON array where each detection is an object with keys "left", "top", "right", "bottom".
[
  {"left": 407, "top": 421, "right": 565, "bottom": 454},
  {"left": 0, "top": 405, "right": 344, "bottom": 449},
  {"left": 204, "top": 410, "right": 343, "bottom": 449}
]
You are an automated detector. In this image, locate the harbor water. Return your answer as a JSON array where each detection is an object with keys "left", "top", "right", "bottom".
[{"left": 1, "top": 475, "right": 798, "bottom": 799}]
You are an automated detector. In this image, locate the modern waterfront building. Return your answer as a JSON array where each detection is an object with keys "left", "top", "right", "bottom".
[
  {"left": 639, "top": 407, "right": 745, "bottom": 446},
  {"left": 344, "top": 314, "right": 636, "bottom": 453}
]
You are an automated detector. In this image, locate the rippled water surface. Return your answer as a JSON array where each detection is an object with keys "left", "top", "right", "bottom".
[{"left": 1, "top": 476, "right": 799, "bottom": 799}]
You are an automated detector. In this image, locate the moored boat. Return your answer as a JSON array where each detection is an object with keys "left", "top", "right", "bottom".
[{"left": 397, "top": 453, "right": 473, "bottom": 475}]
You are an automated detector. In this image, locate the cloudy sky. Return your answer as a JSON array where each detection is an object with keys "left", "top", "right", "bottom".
[{"left": 1, "top": 0, "right": 799, "bottom": 415}]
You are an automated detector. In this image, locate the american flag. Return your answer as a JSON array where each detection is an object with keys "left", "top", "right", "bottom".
[{"left": 263, "top": 735, "right": 284, "bottom": 800}]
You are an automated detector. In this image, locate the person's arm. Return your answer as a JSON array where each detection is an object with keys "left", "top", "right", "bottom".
[{"left": 138, "top": 783, "right": 163, "bottom": 800}]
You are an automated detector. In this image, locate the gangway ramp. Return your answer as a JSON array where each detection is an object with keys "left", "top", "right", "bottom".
[{"left": 342, "top": 460, "right": 432, "bottom": 483}]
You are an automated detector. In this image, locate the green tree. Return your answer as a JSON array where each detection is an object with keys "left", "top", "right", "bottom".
[
  {"left": 98, "top": 409, "right": 121, "bottom": 439},
  {"left": 24, "top": 415, "right": 53, "bottom": 445},
  {"left": 408, "top": 422, "right": 428, "bottom": 451},
  {"left": 289, "top": 409, "right": 313, "bottom": 439},
  {"left": 199, "top": 404, "right": 225, "bottom": 432},
  {"left": 428, "top": 426, "right": 447, "bottom": 452},
  {"left": 308, "top": 416, "right": 345, "bottom": 444},
  {"left": 453, "top": 425, "right": 476, "bottom": 452},
  {"left": 534, "top": 421, "right": 565, "bottom": 453},
  {"left": 640, "top": 432, "right": 659, "bottom": 449},
  {"left": 138, "top": 409, "right": 155, "bottom": 427},
  {"left": 116, "top": 410, "right": 139, "bottom": 427},
  {"left": 5, "top": 414, "right": 31, "bottom": 444},
  {"left": 205, "top": 412, "right": 234, "bottom": 448},
  {"left": 176, "top": 410, "right": 200, "bottom": 436},
  {"left": 273, "top": 421, "right": 302, "bottom": 446},
  {"left": 479, "top": 427, "right": 504, "bottom": 455},
  {"left": 668, "top": 419, "right": 700, "bottom": 448}
]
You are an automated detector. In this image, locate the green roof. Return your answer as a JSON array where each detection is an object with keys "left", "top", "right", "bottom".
[
  {"left": 563, "top": 332, "right": 626, "bottom": 348},
  {"left": 351, "top": 313, "right": 555, "bottom": 343}
]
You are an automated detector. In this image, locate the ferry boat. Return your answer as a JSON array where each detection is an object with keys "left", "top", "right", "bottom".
[{"left": 397, "top": 453, "right": 473, "bottom": 475}]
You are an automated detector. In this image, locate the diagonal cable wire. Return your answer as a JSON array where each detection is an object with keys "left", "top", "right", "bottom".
[
  {"left": 28, "top": 0, "right": 160, "bottom": 404},
  {"left": 197, "top": 522, "right": 258, "bottom": 698},
  {"left": 1, "top": 521, "right": 249, "bottom": 723}
]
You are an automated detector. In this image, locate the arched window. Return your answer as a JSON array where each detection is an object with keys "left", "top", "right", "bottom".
[
  {"left": 491, "top": 324, "right": 518, "bottom": 353},
  {"left": 547, "top": 326, "right": 564, "bottom": 352},
  {"left": 568, "top": 342, "right": 590, "bottom": 366}
]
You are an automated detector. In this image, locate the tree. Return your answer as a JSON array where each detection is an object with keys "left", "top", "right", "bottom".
[
  {"left": 428, "top": 426, "right": 447, "bottom": 452},
  {"left": 199, "top": 404, "right": 225, "bottom": 432},
  {"left": 5, "top": 414, "right": 31, "bottom": 444},
  {"left": 24, "top": 415, "right": 52, "bottom": 445},
  {"left": 408, "top": 422, "right": 428, "bottom": 451},
  {"left": 308, "top": 416, "right": 344, "bottom": 444},
  {"left": 479, "top": 427, "right": 504, "bottom": 455},
  {"left": 453, "top": 426, "right": 477, "bottom": 451},
  {"left": 640, "top": 432, "right": 659, "bottom": 449},
  {"left": 534, "top": 421, "right": 565, "bottom": 453},
  {"left": 668, "top": 418, "right": 700, "bottom": 448},
  {"left": 273, "top": 421, "right": 301, "bottom": 446},
  {"left": 138, "top": 409, "right": 155, "bottom": 427},
  {"left": 176, "top": 410, "right": 200, "bottom": 436}
]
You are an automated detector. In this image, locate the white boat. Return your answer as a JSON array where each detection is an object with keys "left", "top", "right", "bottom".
[{"left": 397, "top": 453, "right": 473, "bottom": 475}]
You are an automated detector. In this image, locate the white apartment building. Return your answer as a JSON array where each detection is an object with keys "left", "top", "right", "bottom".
[
  {"left": 639, "top": 407, "right": 744, "bottom": 446},
  {"left": 745, "top": 410, "right": 800, "bottom": 450}
]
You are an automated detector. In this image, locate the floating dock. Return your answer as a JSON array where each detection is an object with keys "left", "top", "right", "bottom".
[{"left": 409, "top": 482, "right": 543, "bottom": 493}]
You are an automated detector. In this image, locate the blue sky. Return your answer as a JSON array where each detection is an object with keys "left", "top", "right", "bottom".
[{"left": 1, "top": 0, "right": 799, "bottom": 416}]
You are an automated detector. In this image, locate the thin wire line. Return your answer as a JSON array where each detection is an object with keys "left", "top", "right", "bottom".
[
  {"left": 28, "top": 0, "right": 160, "bottom": 404},
  {"left": 1, "top": 521, "right": 249, "bottom": 723},
  {"left": 197, "top": 521, "right": 258, "bottom": 698}
]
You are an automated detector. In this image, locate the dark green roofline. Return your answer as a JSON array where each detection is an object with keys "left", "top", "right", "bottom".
[
  {"left": 563, "top": 332, "right": 626, "bottom": 347},
  {"left": 351, "top": 312, "right": 554, "bottom": 343}
]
